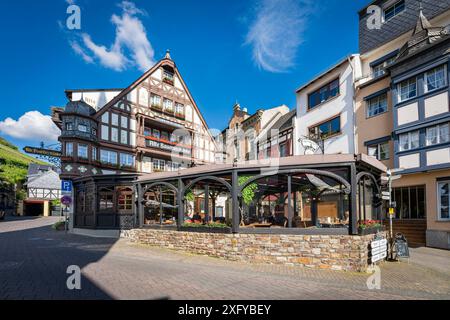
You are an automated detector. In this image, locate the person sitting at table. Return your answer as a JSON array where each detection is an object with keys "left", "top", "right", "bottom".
[{"left": 192, "top": 213, "right": 202, "bottom": 223}]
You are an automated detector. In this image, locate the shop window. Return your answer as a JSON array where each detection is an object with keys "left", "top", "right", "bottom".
[
  {"left": 437, "top": 181, "right": 450, "bottom": 220},
  {"left": 99, "top": 187, "right": 114, "bottom": 211},
  {"left": 392, "top": 185, "right": 426, "bottom": 219}
]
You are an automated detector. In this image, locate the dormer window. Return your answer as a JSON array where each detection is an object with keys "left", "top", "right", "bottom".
[
  {"left": 163, "top": 70, "right": 174, "bottom": 85},
  {"left": 383, "top": 0, "right": 405, "bottom": 22}
]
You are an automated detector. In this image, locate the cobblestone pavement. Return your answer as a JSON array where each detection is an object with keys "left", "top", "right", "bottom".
[{"left": 1, "top": 217, "right": 449, "bottom": 300}]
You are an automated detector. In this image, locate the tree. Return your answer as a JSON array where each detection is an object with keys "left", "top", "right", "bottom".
[{"left": 239, "top": 176, "right": 258, "bottom": 206}]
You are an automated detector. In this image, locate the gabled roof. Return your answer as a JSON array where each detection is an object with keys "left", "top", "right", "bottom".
[
  {"left": 264, "top": 109, "right": 296, "bottom": 140},
  {"left": 94, "top": 52, "right": 213, "bottom": 135},
  {"left": 27, "top": 163, "right": 54, "bottom": 176}
]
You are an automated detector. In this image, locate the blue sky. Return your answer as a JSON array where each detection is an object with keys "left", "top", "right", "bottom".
[{"left": 0, "top": 0, "right": 369, "bottom": 151}]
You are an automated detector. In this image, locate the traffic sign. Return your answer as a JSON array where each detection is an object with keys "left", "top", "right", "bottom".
[
  {"left": 61, "top": 180, "right": 73, "bottom": 193},
  {"left": 61, "top": 195, "right": 72, "bottom": 206}
]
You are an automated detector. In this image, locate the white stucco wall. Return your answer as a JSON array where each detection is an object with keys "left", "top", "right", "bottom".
[
  {"left": 295, "top": 55, "right": 361, "bottom": 155},
  {"left": 71, "top": 90, "right": 122, "bottom": 110}
]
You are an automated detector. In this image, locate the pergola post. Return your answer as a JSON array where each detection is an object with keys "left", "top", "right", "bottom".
[
  {"left": 204, "top": 184, "right": 210, "bottom": 223},
  {"left": 159, "top": 186, "right": 163, "bottom": 225},
  {"left": 138, "top": 183, "right": 144, "bottom": 228},
  {"left": 287, "top": 175, "right": 293, "bottom": 228},
  {"left": 232, "top": 169, "right": 239, "bottom": 233},
  {"left": 350, "top": 164, "right": 358, "bottom": 235},
  {"left": 177, "top": 178, "right": 184, "bottom": 229}
]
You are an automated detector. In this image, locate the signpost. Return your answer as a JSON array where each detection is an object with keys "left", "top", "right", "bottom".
[
  {"left": 23, "top": 146, "right": 62, "bottom": 158},
  {"left": 61, "top": 180, "right": 73, "bottom": 232},
  {"left": 385, "top": 169, "right": 403, "bottom": 260}
]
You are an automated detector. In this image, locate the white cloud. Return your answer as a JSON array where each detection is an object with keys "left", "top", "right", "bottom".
[
  {"left": 70, "top": 40, "right": 94, "bottom": 64},
  {"left": 0, "top": 111, "right": 60, "bottom": 143},
  {"left": 70, "top": 1, "right": 155, "bottom": 72},
  {"left": 245, "top": 0, "right": 312, "bottom": 73}
]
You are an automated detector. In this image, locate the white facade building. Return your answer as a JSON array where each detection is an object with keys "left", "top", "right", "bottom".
[{"left": 294, "top": 55, "right": 362, "bottom": 156}]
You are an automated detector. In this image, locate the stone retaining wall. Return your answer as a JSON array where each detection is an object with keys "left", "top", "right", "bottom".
[{"left": 121, "top": 229, "right": 384, "bottom": 272}]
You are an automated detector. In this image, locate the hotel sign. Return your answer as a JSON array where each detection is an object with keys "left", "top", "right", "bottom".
[
  {"left": 23, "top": 146, "right": 62, "bottom": 158},
  {"left": 146, "top": 140, "right": 191, "bottom": 155}
]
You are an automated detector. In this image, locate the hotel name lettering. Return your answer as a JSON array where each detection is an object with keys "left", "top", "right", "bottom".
[
  {"left": 23, "top": 147, "right": 62, "bottom": 158},
  {"left": 146, "top": 140, "right": 191, "bottom": 155}
]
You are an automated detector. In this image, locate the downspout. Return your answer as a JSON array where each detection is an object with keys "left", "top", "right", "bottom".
[{"left": 347, "top": 55, "right": 358, "bottom": 155}]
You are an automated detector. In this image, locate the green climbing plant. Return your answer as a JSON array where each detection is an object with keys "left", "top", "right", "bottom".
[
  {"left": 239, "top": 176, "right": 258, "bottom": 206},
  {"left": 185, "top": 190, "right": 194, "bottom": 201}
]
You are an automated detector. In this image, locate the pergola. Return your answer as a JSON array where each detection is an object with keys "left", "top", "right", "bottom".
[{"left": 135, "top": 154, "right": 387, "bottom": 235}]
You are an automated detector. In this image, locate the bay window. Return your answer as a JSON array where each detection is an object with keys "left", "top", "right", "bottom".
[
  {"left": 120, "top": 130, "right": 128, "bottom": 145},
  {"left": 398, "top": 77, "right": 417, "bottom": 102},
  {"left": 426, "top": 123, "right": 449, "bottom": 146},
  {"left": 65, "top": 142, "right": 73, "bottom": 157},
  {"left": 100, "top": 150, "right": 117, "bottom": 165},
  {"left": 120, "top": 153, "right": 135, "bottom": 168},
  {"left": 77, "top": 144, "right": 88, "bottom": 159},
  {"left": 398, "top": 131, "right": 420, "bottom": 151},
  {"left": 111, "top": 113, "right": 119, "bottom": 126},
  {"left": 111, "top": 128, "right": 119, "bottom": 142},
  {"left": 425, "top": 65, "right": 447, "bottom": 92}
]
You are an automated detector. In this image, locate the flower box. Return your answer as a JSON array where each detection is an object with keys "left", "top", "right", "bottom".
[
  {"left": 151, "top": 104, "right": 163, "bottom": 111},
  {"left": 358, "top": 220, "right": 384, "bottom": 235},
  {"left": 163, "top": 77, "right": 174, "bottom": 85},
  {"left": 358, "top": 226, "right": 383, "bottom": 235},
  {"left": 175, "top": 113, "right": 185, "bottom": 120}
]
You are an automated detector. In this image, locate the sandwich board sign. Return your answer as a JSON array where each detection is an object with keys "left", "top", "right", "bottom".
[{"left": 370, "top": 237, "right": 388, "bottom": 263}]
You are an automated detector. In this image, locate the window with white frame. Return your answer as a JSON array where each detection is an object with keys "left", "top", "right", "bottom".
[
  {"left": 425, "top": 65, "right": 447, "bottom": 92},
  {"left": 398, "top": 77, "right": 417, "bottom": 102},
  {"left": 152, "top": 159, "right": 165, "bottom": 172},
  {"left": 65, "top": 142, "right": 73, "bottom": 156},
  {"left": 151, "top": 94, "right": 161, "bottom": 106},
  {"left": 368, "top": 141, "right": 390, "bottom": 160},
  {"left": 163, "top": 98, "right": 173, "bottom": 112},
  {"left": 437, "top": 181, "right": 450, "bottom": 220},
  {"left": 399, "top": 131, "right": 420, "bottom": 151},
  {"left": 100, "top": 150, "right": 117, "bottom": 165},
  {"left": 372, "top": 57, "right": 396, "bottom": 78},
  {"left": 426, "top": 123, "right": 450, "bottom": 146},
  {"left": 78, "top": 124, "right": 88, "bottom": 133},
  {"left": 120, "top": 153, "right": 135, "bottom": 167},
  {"left": 78, "top": 144, "right": 88, "bottom": 159},
  {"left": 175, "top": 103, "right": 184, "bottom": 116},
  {"left": 367, "top": 93, "right": 388, "bottom": 117}
]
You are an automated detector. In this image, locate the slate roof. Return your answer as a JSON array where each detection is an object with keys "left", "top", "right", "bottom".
[
  {"left": 27, "top": 170, "right": 61, "bottom": 190},
  {"left": 27, "top": 163, "right": 54, "bottom": 176}
]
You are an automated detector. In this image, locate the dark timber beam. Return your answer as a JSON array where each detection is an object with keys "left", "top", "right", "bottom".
[
  {"left": 177, "top": 178, "right": 184, "bottom": 229},
  {"left": 204, "top": 184, "right": 210, "bottom": 223}
]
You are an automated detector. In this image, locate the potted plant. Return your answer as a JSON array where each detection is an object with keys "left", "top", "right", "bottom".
[{"left": 358, "top": 220, "right": 383, "bottom": 235}]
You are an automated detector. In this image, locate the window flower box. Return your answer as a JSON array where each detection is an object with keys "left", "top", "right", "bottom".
[
  {"left": 163, "top": 77, "right": 174, "bottom": 85},
  {"left": 358, "top": 220, "right": 383, "bottom": 235},
  {"left": 175, "top": 113, "right": 185, "bottom": 120},
  {"left": 152, "top": 104, "right": 163, "bottom": 111}
]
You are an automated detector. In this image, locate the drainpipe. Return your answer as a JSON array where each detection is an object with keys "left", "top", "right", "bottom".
[{"left": 347, "top": 55, "right": 358, "bottom": 155}]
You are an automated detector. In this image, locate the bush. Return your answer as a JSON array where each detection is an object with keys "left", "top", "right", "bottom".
[
  {"left": 52, "top": 221, "right": 66, "bottom": 231},
  {"left": 182, "top": 222, "right": 229, "bottom": 229}
]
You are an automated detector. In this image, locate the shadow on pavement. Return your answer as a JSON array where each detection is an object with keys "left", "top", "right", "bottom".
[{"left": 0, "top": 219, "right": 118, "bottom": 300}]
